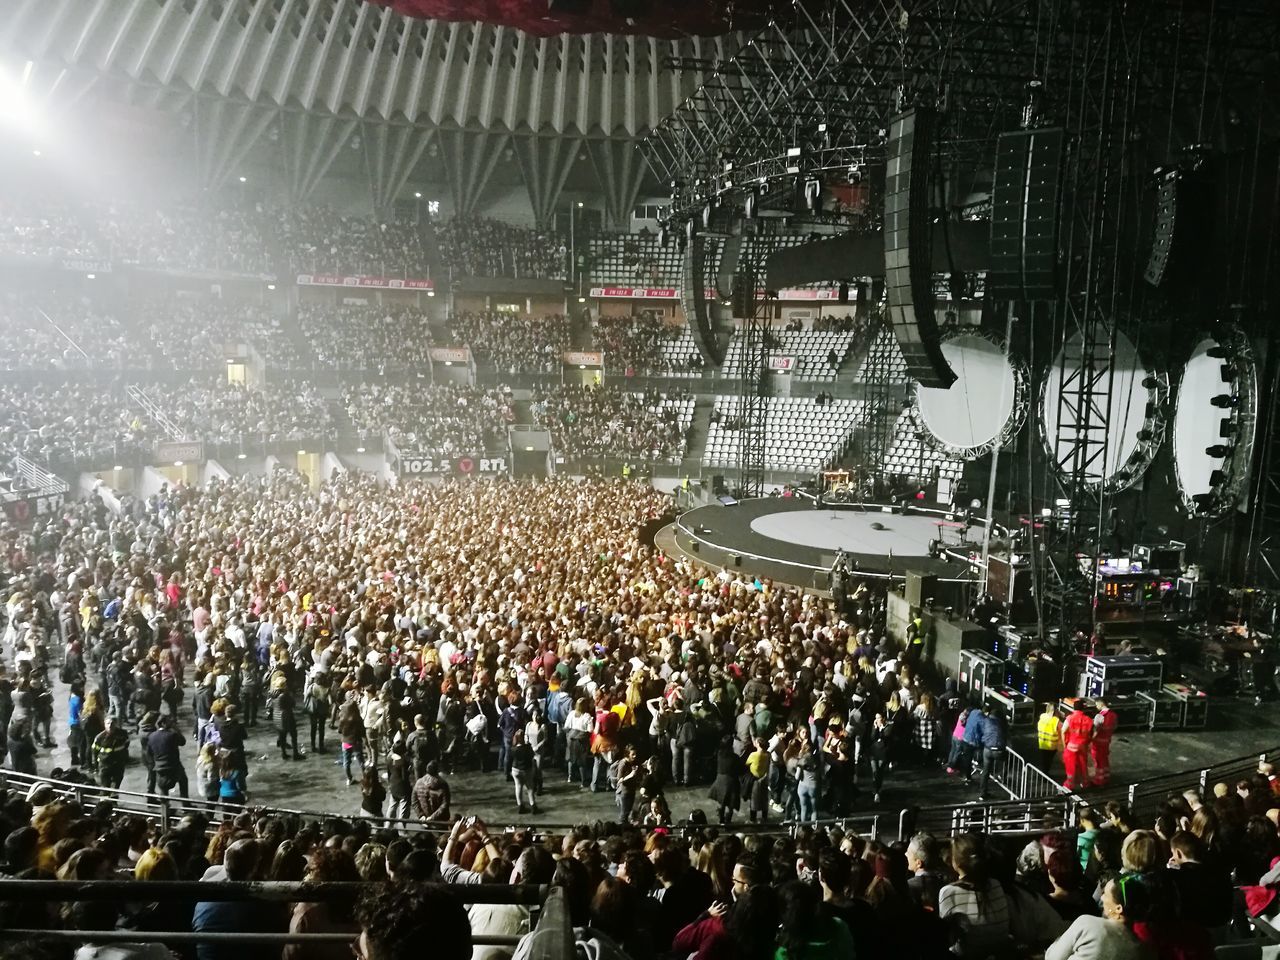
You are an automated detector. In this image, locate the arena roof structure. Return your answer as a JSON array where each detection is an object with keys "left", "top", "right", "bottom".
[{"left": 0, "top": 0, "right": 748, "bottom": 220}]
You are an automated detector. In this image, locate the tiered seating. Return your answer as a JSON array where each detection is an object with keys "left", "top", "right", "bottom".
[
  {"left": 702, "top": 396, "right": 863, "bottom": 471},
  {"left": 720, "top": 328, "right": 858, "bottom": 382},
  {"left": 532, "top": 385, "right": 693, "bottom": 462},
  {"left": 856, "top": 326, "right": 913, "bottom": 384},
  {"left": 587, "top": 234, "right": 680, "bottom": 287},
  {"left": 658, "top": 326, "right": 704, "bottom": 376},
  {"left": 883, "top": 409, "right": 965, "bottom": 485}
]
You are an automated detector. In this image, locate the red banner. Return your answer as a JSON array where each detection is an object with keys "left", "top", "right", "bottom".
[
  {"left": 296, "top": 274, "right": 434, "bottom": 291},
  {"left": 588, "top": 287, "right": 679, "bottom": 300}
]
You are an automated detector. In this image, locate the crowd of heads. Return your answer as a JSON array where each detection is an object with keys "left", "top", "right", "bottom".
[
  {"left": 448, "top": 312, "right": 571, "bottom": 374},
  {"left": 341, "top": 382, "right": 514, "bottom": 455},
  {"left": 593, "top": 314, "right": 681, "bottom": 376},
  {"left": 0, "top": 436, "right": 1268, "bottom": 959},
  {"left": 274, "top": 206, "right": 425, "bottom": 278},
  {"left": 436, "top": 217, "right": 567, "bottom": 280},
  {"left": 295, "top": 304, "right": 435, "bottom": 370},
  {"left": 530, "top": 385, "right": 692, "bottom": 463}
]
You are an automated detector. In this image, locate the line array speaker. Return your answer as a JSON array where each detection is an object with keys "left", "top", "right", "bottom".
[
  {"left": 1144, "top": 166, "right": 1211, "bottom": 288},
  {"left": 883, "top": 107, "right": 956, "bottom": 388},
  {"left": 989, "top": 127, "right": 1064, "bottom": 300},
  {"left": 681, "top": 225, "right": 730, "bottom": 366}
]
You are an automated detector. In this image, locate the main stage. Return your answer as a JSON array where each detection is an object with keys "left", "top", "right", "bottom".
[{"left": 671, "top": 495, "right": 991, "bottom": 590}]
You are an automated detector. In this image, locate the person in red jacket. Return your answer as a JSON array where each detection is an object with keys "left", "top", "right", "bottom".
[
  {"left": 1091, "top": 697, "right": 1119, "bottom": 786},
  {"left": 1061, "top": 701, "right": 1094, "bottom": 791}
]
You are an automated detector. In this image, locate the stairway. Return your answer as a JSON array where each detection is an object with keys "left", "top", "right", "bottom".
[{"left": 678, "top": 398, "right": 715, "bottom": 476}]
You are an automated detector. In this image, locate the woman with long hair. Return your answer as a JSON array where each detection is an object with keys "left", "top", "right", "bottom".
[
  {"left": 283, "top": 847, "right": 361, "bottom": 960},
  {"left": 938, "top": 834, "right": 1013, "bottom": 958}
]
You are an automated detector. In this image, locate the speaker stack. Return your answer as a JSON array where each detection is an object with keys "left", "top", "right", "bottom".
[
  {"left": 1144, "top": 165, "right": 1210, "bottom": 288},
  {"left": 883, "top": 107, "right": 956, "bottom": 389},
  {"left": 988, "top": 127, "right": 1065, "bottom": 301}
]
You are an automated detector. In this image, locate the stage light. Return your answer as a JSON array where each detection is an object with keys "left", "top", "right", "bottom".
[
  {"left": 238, "top": 175, "right": 247, "bottom": 183},
  {"left": 1141, "top": 376, "right": 1160, "bottom": 389},
  {"left": 1040, "top": 508, "right": 1053, "bottom": 518},
  {"left": 173, "top": 460, "right": 183, "bottom": 467},
  {"left": 297, "top": 449, "right": 307, "bottom": 456},
  {"left": 577, "top": 296, "right": 586, "bottom": 303},
  {"left": 1209, "top": 469, "right": 1227, "bottom": 486},
  {"left": 237, "top": 453, "right": 247, "bottom": 460},
  {"left": 1207, "top": 344, "right": 1229, "bottom": 359},
  {"left": 1221, "top": 365, "right": 1236, "bottom": 382},
  {"left": 266, "top": 283, "right": 276, "bottom": 290},
  {"left": 1191, "top": 493, "right": 1215, "bottom": 511},
  {"left": 786, "top": 146, "right": 802, "bottom": 158},
  {"left": 1205, "top": 444, "right": 1231, "bottom": 458},
  {"left": 1136, "top": 429, "right": 1154, "bottom": 443},
  {"left": 1210, "top": 394, "right": 1238, "bottom": 408},
  {"left": 356, "top": 446, "right": 366, "bottom": 454},
  {"left": 86, "top": 273, "right": 95, "bottom": 280},
  {"left": 1220, "top": 419, "right": 1237, "bottom": 437},
  {"left": 113, "top": 465, "right": 122, "bottom": 472},
  {"left": 414, "top": 191, "right": 422, "bottom": 198}
]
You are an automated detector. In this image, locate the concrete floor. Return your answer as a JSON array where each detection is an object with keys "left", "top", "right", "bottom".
[{"left": 30, "top": 673, "right": 1280, "bottom": 828}]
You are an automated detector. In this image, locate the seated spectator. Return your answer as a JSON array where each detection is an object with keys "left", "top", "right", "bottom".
[
  {"left": 1045, "top": 876, "right": 1150, "bottom": 960},
  {"left": 938, "top": 834, "right": 1013, "bottom": 958},
  {"left": 355, "top": 883, "right": 472, "bottom": 960},
  {"left": 192, "top": 838, "right": 282, "bottom": 960},
  {"left": 437, "top": 217, "right": 566, "bottom": 280}
]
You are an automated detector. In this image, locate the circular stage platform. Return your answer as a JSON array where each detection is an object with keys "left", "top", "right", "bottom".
[{"left": 673, "top": 496, "right": 988, "bottom": 589}]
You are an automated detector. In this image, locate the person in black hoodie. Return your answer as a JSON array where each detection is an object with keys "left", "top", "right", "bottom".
[{"left": 1168, "top": 831, "right": 1233, "bottom": 931}]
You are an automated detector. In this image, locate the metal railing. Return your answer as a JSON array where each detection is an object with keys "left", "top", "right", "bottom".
[
  {"left": 126, "top": 384, "right": 187, "bottom": 441},
  {"left": 0, "top": 768, "right": 1069, "bottom": 845},
  {"left": 0, "top": 880, "right": 554, "bottom": 950},
  {"left": 1124, "top": 746, "right": 1280, "bottom": 822},
  {"left": 988, "top": 745, "right": 1073, "bottom": 802}
]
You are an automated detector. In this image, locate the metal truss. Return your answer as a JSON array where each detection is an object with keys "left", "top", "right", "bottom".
[
  {"left": 736, "top": 275, "right": 772, "bottom": 498},
  {"left": 852, "top": 318, "right": 899, "bottom": 491},
  {"left": 645, "top": 1, "right": 1280, "bottom": 228}
]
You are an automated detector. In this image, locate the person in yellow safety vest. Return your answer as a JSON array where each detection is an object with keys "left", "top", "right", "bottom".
[
  {"left": 1037, "top": 702, "right": 1062, "bottom": 775},
  {"left": 681, "top": 476, "right": 690, "bottom": 491},
  {"left": 904, "top": 614, "right": 925, "bottom": 665},
  {"left": 622, "top": 463, "right": 631, "bottom": 479}
]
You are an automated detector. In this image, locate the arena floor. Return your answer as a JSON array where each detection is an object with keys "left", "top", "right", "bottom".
[{"left": 32, "top": 676, "right": 1280, "bottom": 826}]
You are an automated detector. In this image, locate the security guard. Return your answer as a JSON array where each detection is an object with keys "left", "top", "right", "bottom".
[
  {"left": 904, "top": 611, "right": 926, "bottom": 666},
  {"left": 1036, "top": 702, "right": 1062, "bottom": 775}
]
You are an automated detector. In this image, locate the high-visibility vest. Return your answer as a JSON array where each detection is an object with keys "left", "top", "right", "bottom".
[{"left": 1037, "top": 714, "right": 1061, "bottom": 751}]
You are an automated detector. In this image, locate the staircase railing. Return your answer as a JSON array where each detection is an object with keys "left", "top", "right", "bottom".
[{"left": 126, "top": 384, "right": 187, "bottom": 441}]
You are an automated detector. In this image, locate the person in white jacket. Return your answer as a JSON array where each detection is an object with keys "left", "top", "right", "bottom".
[
  {"left": 360, "top": 688, "right": 389, "bottom": 775},
  {"left": 1045, "top": 878, "right": 1152, "bottom": 960}
]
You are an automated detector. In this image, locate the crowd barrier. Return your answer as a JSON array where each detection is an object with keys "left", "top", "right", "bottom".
[
  {"left": 0, "top": 880, "right": 558, "bottom": 950},
  {"left": 5, "top": 743, "right": 1271, "bottom": 845},
  {"left": 0, "top": 768, "right": 1072, "bottom": 844}
]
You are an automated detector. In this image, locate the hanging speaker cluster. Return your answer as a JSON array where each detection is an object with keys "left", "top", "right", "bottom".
[
  {"left": 883, "top": 107, "right": 956, "bottom": 389},
  {"left": 1144, "top": 162, "right": 1212, "bottom": 288},
  {"left": 988, "top": 127, "right": 1064, "bottom": 300}
]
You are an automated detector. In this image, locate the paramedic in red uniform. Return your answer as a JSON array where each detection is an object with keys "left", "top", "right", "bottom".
[
  {"left": 1090, "top": 697, "right": 1118, "bottom": 786},
  {"left": 1062, "top": 700, "right": 1094, "bottom": 791}
]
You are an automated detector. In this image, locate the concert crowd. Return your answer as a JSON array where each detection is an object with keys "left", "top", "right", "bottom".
[{"left": 0, "top": 466, "right": 1271, "bottom": 960}]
